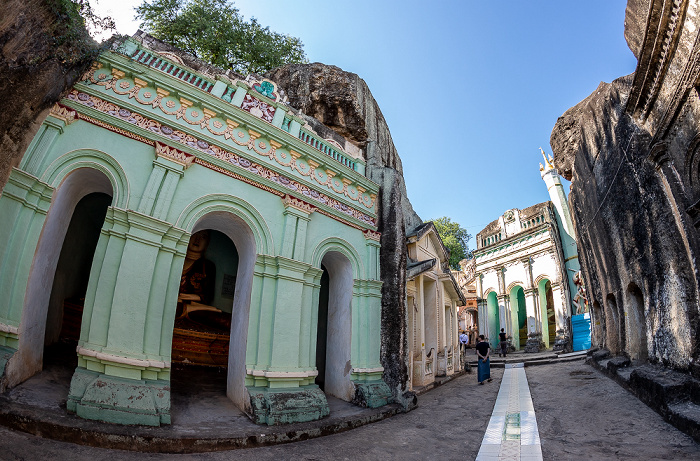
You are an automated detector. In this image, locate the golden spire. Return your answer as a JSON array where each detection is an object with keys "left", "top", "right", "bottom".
[{"left": 539, "top": 147, "right": 554, "bottom": 171}]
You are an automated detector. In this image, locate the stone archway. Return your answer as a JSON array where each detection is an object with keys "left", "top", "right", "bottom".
[
  {"left": 187, "top": 211, "right": 258, "bottom": 412},
  {"left": 605, "top": 293, "right": 621, "bottom": 354},
  {"left": 486, "top": 291, "right": 500, "bottom": 348},
  {"left": 9, "top": 167, "right": 114, "bottom": 387},
  {"left": 509, "top": 285, "right": 527, "bottom": 349},
  {"left": 537, "top": 279, "right": 556, "bottom": 348},
  {"left": 626, "top": 283, "right": 648, "bottom": 361},
  {"left": 315, "top": 250, "right": 354, "bottom": 402}
]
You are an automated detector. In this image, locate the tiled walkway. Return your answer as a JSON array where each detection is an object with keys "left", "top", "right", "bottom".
[{"left": 476, "top": 363, "right": 543, "bottom": 461}]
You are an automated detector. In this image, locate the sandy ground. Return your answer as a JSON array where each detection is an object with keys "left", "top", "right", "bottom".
[{"left": 0, "top": 360, "right": 698, "bottom": 460}]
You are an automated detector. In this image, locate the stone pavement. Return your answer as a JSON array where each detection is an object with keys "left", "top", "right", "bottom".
[{"left": 1, "top": 359, "right": 699, "bottom": 460}]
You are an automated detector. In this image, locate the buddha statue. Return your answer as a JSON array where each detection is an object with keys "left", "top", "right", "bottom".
[{"left": 177, "top": 230, "right": 231, "bottom": 333}]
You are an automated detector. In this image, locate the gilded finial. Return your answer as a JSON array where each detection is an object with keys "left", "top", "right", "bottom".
[{"left": 539, "top": 147, "right": 554, "bottom": 171}]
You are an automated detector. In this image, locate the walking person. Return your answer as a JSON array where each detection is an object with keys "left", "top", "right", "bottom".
[
  {"left": 499, "top": 328, "right": 508, "bottom": 358},
  {"left": 475, "top": 334, "right": 492, "bottom": 385},
  {"left": 459, "top": 331, "right": 469, "bottom": 353}
]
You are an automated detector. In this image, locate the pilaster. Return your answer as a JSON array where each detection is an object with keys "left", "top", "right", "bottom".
[
  {"left": 279, "top": 195, "right": 314, "bottom": 260},
  {"left": 20, "top": 108, "right": 74, "bottom": 176}
]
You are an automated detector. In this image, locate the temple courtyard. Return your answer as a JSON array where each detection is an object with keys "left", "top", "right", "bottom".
[{"left": 1, "top": 357, "right": 698, "bottom": 460}]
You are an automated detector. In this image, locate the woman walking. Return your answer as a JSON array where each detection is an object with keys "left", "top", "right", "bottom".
[{"left": 475, "top": 335, "right": 493, "bottom": 385}]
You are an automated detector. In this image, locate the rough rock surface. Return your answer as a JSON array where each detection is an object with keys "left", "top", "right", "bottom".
[
  {"left": 550, "top": 0, "right": 700, "bottom": 376},
  {"left": 0, "top": 0, "right": 99, "bottom": 193},
  {"left": 269, "top": 63, "right": 422, "bottom": 406}
]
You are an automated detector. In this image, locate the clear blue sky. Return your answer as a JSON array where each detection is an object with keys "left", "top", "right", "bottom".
[{"left": 93, "top": 0, "right": 637, "bottom": 247}]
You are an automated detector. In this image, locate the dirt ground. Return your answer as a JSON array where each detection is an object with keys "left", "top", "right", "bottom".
[{"left": 527, "top": 360, "right": 700, "bottom": 460}]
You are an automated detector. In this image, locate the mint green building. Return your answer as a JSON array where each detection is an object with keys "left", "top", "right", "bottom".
[{"left": 0, "top": 34, "right": 390, "bottom": 426}]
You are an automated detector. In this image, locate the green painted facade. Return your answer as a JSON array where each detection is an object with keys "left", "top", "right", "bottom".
[{"left": 0, "top": 36, "right": 390, "bottom": 425}]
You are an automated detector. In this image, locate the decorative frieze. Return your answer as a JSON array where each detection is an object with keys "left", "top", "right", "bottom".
[
  {"left": 66, "top": 90, "right": 378, "bottom": 228},
  {"left": 82, "top": 69, "right": 376, "bottom": 209},
  {"left": 67, "top": 88, "right": 377, "bottom": 212}
]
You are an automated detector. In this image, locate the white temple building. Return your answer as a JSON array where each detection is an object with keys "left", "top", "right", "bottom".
[{"left": 470, "top": 152, "right": 585, "bottom": 352}]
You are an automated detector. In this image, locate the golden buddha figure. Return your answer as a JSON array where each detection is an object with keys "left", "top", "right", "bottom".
[{"left": 173, "top": 230, "right": 232, "bottom": 367}]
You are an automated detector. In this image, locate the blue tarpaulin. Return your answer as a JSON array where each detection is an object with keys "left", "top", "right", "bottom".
[{"left": 572, "top": 312, "right": 591, "bottom": 351}]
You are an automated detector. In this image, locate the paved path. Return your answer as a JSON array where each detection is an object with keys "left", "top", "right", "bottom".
[
  {"left": 1, "top": 360, "right": 699, "bottom": 460},
  {"left": 476, "top": 363, "right": 542, "bottom": 461}
]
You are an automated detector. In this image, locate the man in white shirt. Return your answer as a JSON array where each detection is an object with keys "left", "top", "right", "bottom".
[{"left": 459, "top": 331, "right": 469, "bottom": 353}]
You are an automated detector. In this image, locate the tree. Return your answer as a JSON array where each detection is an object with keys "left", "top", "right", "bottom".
[
  {"left": 430, "top": 217, "right": 472, "bottom": 270},
  {"left": 135, "top": 0, "right": 308, "bottom": 75}
]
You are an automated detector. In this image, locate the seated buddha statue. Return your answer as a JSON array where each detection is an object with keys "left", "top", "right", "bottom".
[{"left": 177, "top": 230, "right": 231, "bottom": 333}]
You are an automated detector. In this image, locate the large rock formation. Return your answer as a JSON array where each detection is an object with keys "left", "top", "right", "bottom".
[
  {"left": 269, "top": 63, "right": 422, "bottom": 407},
  {"left": 0, "top": 0, "right": 102, "bottom": 193},
  {"left": 550, "top": 0, "right": 700, "bottom": 374}
]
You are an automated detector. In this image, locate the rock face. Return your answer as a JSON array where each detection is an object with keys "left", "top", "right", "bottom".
[
  {"left": 269, "top": 63, "right": 422, "bottom": 406},
  {"left": 550, "top": 0, "right": 700, "bottom": 375},
  {"left": 0, "top": 0, "right": 99, "bottom": 193}
]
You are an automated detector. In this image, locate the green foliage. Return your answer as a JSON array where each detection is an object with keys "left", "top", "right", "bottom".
[
  {"left": 47, "top": 0, "right": 117, "bottom": 66},
  {"left": 430, "top": 217, "right": 472, "bottom": 270},
  {"left": 135, "top": 0, "right": 308, "bottom": 75}
]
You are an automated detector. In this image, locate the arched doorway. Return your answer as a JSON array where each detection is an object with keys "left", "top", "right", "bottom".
[
  {"left": 605, "top": 293, "right": 621, "bottom": 354},
  {"left": 12, "top": 167, "right": 113, "bottom": 386},
  {"left": 509, "top": 286, "right": 527, "bottom": 349},
  {"left": 538, "top": 279, "right": 556, "bottom": 347},
  {"left": 315, "top": 251, "right": 354, "bottom": 401},
  {"left": 486, "top": 291, "right": 500, "bottom": 348},
  {"left": 626, "top": 283, "right": 648, "bottom": 361},
  {"left": 171, "top": 229, "right": 238, "bottom": 368},
  {"left": 591, "top": 300, "right": 604, "bottom": 349},
  {"left": 173, "top": 210, "right": 258, "bottom": 414},
  {"left": 423, "top": 277, "right": 438, "bottom": 375},
  {"left": 44, "top": 192, "right": 111, "bottom": 369}
]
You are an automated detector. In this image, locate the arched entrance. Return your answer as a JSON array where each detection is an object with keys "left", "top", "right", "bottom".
[
  {"left": 486, "top": 291, "right": 500, "bottom": 348},
  {"left": 44, "top": 192, "right": 111, "bottom": 368},
  {"left": 423, "top": 277, "right": 438, "bottom": 374},
  {"left": 11, "top": 167, "right": 113, "bottom": 386},
  {"left": 605, "top": 293, "right": 621, "bottom": 354},
  {"left": 315, "top": 251, "right": 354, "bottom": 401},
  {"left": 171, "top": 229, "right": 239, "bottom": 368},
  {"left": 626, "top": 284, "right": 648, "bottom": 361},
  {"left": 538, "top": 279, "right": 556, "bottom": 348},
  {"left": 591, "top": 300, "right": 604, "bottom": 349},
  {"left": 509, "top": 286, "right": 527, "bottom": 349},
  {"left": 173, "top": 210, "right": 258, "bottom": 414}
]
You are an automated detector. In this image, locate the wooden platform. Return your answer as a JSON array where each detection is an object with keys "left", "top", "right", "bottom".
[{"left": 171, "top": 317, "right": 230, "bottom": 367}]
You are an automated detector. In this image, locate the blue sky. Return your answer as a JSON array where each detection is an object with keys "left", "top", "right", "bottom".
[{"left": 93, "top": 0, "right": 637, "bottom": 247}]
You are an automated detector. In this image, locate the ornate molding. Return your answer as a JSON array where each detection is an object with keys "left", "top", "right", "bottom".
[
  {"left": 0, "top": 322, "right": 19, "bottom": 335},
  {"left": 49, "top": 104, "right": 76, "bottom": 125},
  {"left": 282, "top": 194, "right": 316, "bottom": 214},
  {"left": 77, "top": 346, "right": 169, "bottom": 369},
  {"left": 155, "top": 141, "right": 195, "bottom": 168},
  {"left": 82, "top": 69, "right": 377, "bottom": 210},
  {"left": 363, "top": 229, "right": 381, "bottom": 241},
  {"left": 66, "top": 91, "right": 377, "bottom": 228}
]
